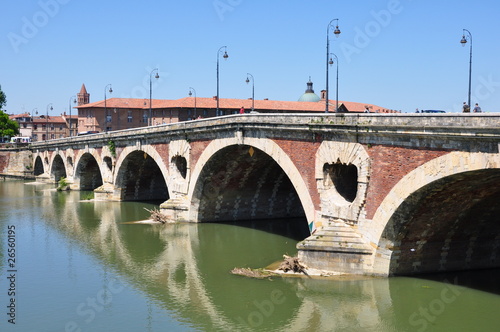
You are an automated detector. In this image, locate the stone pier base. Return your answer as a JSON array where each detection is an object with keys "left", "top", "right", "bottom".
[
  {"left": 160, "top": 196, "right": 190, "bottom": 222},
  {"left": 297, "top": 220, "right": 375, "bottom": 275}
]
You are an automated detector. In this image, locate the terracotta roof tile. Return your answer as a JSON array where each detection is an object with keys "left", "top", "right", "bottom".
[{"left": 75, "top": 96, "right": 395, "bottom": 113}]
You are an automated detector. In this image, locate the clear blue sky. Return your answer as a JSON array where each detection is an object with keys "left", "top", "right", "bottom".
[{"left": 1, "top": 0, "right": 500, "bottom": 115}]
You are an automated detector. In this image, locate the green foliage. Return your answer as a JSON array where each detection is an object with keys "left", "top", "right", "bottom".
[
  {"left": 0, "top": 86, "right": 19, "bottom": 139},
  {"left": 107, "top": 140, "right": 116, "bottom": 157},
  {"left": 0, "top": 110, "right": 19, "bottom": 138},
  {"left": 81, "top": 191, "right": 94, "bottom": 200},
  {"left": 57, "top": 177, "right": 69, "bottom": 191},
  {"left": 0, "top": 84, "right": 6, "bottom": 110}
]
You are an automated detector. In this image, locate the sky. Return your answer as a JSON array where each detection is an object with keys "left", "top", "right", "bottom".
[{"left": 1, "top": 0, "right": 500, "bottom": 116}]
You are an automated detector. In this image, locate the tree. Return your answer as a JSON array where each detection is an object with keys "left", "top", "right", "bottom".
[
  {"left": 0, "top": 86, "right": 19, "bottom": 139},
  {"left": 0, "top": 84, "right": 6, "bottom": 110}
]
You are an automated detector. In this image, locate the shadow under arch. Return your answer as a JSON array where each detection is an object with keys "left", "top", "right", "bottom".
[
  {"left": 370, "top": 151, "right": 500, "bottom": 276},
  {"left": 114, "top": 149, "right": 169, "bottom": 201},
  {"left": 34, "top": 155, "right": 44, "bottom": 176},
  {"left": 51, "top": 154, "right": 67, "bottom": 182},
  {"left": 189, "top": 139, "right": 313, "bottom": 236},
  {"left": 74, "top": 152, "right": 104, "bottom": 190}
]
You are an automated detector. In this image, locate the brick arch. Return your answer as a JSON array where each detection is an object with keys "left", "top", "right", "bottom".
[
  {"left": 113, "top": 145, "right": 171, "bottom": 200},
  {"left": 367, "top": 151, "right": 500, "bottom": 275},
  {"left": 187, "top": 136, "right": 316, "bottom": 228}
]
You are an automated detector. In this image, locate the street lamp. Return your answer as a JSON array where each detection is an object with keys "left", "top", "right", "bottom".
[
  {"left": 328, "top": 53, "right": 339, "bottom": 113},
  {"left": 46, "top": 103, "right": 53, "bottom": 141},
  {"left": 104, "top": 84, "right": 113, "bottom": 131},
  {"left": 149, "top": 68, "right": 159, "bottom": 126},
  {"left": 188, "top": 87, "right": 197, "bottom": 119},
  {"left": 460, "top": 29, "right": 472, "bottom": 110},
  {"left": 216, "top": 46, "right": 229, "bottom": 116},
  {"left": 245, "top": 73, "right": 254, "bottom": 112},
  {"left": 68, "top": 95, "right": 76, "bottom": 136},
  {"left": 325, "top": 18, "right": 341, "bottom": 113}
]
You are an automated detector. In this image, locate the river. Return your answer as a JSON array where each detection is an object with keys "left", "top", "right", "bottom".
[{"left": 0, "top": 179, "right": 499, "bottom": 331}]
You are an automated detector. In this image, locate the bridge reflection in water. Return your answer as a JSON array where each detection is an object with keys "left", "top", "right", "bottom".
[{"left": 9, "top": 182, "right": 495, "bottom": 332}]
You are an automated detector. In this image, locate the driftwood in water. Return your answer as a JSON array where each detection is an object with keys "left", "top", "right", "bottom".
[
  {"left": 230, "top": 267, "right": 278, "bottom": 279},
  {"left": 278, "top": 255, "right": 306, "bottom": 274},
  {"left": 144, "top": 207, "right": 168, "bottom": 224}
]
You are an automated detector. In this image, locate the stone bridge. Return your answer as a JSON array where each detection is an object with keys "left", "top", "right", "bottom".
[{"left": 30, "top": 113, "right": 500, "bottom": 276}]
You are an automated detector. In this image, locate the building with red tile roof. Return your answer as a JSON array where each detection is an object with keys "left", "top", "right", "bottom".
[{"left": 75, "top": 81, "right": 398, "bottom": 132}]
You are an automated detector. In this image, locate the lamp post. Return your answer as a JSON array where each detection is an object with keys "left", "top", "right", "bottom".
[
  {"left": 46, "top": 103, "right": 53, "bottom": 141},
  {"left": 460, "top": 29, "right": 472, "bottom": 110},
  {"left": 216, "top": 46, "right": 229, "bottom": 116},
  {"left": 104, "top": 84, "right": 113, "bottom": 131},
  {"left": 188, "top": 87, "right": 197, "bottom": 119},
  {"left": 245, "top": 73, "right": 254, "bottom": 112},
  {"left": 328, "top": 53, "right": 339, "bottom": 113},
  {"left": 68, "top": 95, "right": 76, "bottom": 136},
  {"left": 325, "top": 18, "right": 341, "bottom": 113},
  {"left": 149, "top": 68, "right": 159, "bottom": 126}
]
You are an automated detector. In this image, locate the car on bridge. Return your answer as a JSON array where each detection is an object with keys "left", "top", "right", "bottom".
[
  {"left": 421, "top": 110, "right": 446, "bottom": 113},
  {"left": 77, "top": 131, "right": 100, "bottom": 136}
]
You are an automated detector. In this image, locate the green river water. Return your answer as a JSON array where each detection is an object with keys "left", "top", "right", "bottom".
[{"left": 0, "top": 180, "right": 499, "bottom": 331}]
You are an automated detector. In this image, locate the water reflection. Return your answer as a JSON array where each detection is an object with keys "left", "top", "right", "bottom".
[
  {"left": 2, "top": 180, "right": 500, "bottom": 331},
  {"left": 32, "top": 185, "right": 399, "bottom": 331}
]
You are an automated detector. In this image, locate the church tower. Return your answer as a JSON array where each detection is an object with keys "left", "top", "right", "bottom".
[{"left": 77, "top": 84, "right": 90, "bottom": 106}]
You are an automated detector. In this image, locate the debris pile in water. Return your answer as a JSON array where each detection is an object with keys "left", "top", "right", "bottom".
[
  {"left": 278, "top": 255, "right": 306, "bottom": 274},
  {"left": 144, "top": 207, "right": 168, "bottom": 224}
]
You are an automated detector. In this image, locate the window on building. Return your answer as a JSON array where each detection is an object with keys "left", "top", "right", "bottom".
[
  {"left": 127, "top": 114, "right": 132, "bottom": 123},
  {"left": 33, "top": 134, "right": 38, "bottom": 141},
  {"left": 143, "top": 113, "right": 148, "bottom": 123},
  {"left": 51, "top": 134, "right": 55, "bottom": 139},
  {"left": 59, "top": 125, "right": 63, "bottom": 130},
  {"left": 42, "top": 124, "right": 46, "bottom": 130},
  {"left": 50, "top": 125, "right": 54, "bottom": 131},
  {"left": 34, "top": 124, "right": 38, "bottom": 130},
  {"left": 106, "top": 115, "right": 112, "bottom": 123},
  {"left": 23, "top": 123, "right": 27, "bottom": 128}
]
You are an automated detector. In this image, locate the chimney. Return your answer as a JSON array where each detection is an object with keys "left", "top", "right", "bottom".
[
  {"left": 320, "top": 90, "right": 326, "bottom": 100},
  {"left": 213, "top": 96, "right": 218, "bottom": 100}
]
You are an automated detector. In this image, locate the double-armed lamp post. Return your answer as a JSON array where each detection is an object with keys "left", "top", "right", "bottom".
[{"left": 325, "top": 18, "right": 341, "bottom": 113}]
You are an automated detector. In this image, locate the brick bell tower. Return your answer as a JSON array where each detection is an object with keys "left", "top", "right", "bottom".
[{"left": 77, "top": 83, "right": 90, "bottom": 106}]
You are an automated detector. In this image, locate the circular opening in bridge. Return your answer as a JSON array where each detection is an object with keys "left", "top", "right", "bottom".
[
  {"left": 172, "top": 155, "right": 187, "bottom": 179},
  {"left": 323, "top": 162, "right": 358, "bottom": 203},
  {"left": 104, "top": 156, "right": 113, "bottom": 171}
]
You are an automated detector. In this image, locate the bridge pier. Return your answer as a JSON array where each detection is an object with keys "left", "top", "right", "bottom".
[
  {"left": 94, "top": 183, "right": 121, "bottom": 201},
  {"left": 160, "top": 196, "right": 190, "bottom": 223},
  {"left": 297, "top": 220, "right": 375, "bottom": 275}
]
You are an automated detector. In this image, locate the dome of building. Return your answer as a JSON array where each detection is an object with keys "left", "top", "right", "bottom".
[{"left": 298, "top": 78, "right": 321, "bottom": 102}]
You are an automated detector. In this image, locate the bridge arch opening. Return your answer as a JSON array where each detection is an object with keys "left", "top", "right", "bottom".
[
  {"left": 115, "top": 150, "right": 169, "bottom": 201},
  {"left": 34, "top": 156, "right": 44, "bottom": 176},
  {"left": 379, "top": 169, "right": 500, "bottom": 276},
  {"left": 51, "top": 155, "right": 66, "bottom": 182},
  {"left": 75, "top": 153, "right": 103, "bottom": 190},
  {"left": 191, "top": 144, "right": 309, "bottom": 238}
]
